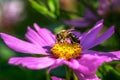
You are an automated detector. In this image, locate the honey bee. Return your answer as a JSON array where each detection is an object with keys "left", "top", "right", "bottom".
[
  {"left": 56, "top": 29, "right": 80, "bottom": 43},
  {"left": 68, "top": 32, "right": 80, "bottom": 43}
]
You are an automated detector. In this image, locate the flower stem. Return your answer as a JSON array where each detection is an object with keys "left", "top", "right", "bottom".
[
  {"left": 46, "top": 69, "right": 50, "bottom": 80},
  {"left": 65, "top": 66, "right": 71, "bottom": 80},
  {"left": 73, "top": 73, "right": 78, "bottom": 80}
]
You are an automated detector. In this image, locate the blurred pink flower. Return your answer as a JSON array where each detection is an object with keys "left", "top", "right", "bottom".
[
  {"left": 65, "top": 0, "right": 120, "bottom": 27},
  {"left": 64, "top": 8, "right": 97, "bottom": 27},
  {"left": 98, "top": 0, "right": 120, "bottom": 15},
  {"left": 51, "top": 76, "right": 65, "bottom": 80},
  {"left": 0, "top": 0, "right": 25, "bottom": 27}
]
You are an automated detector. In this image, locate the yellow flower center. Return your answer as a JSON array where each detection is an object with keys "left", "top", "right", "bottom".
[{"left": 51, "top": 42, "right": 82, "bottom": 60}]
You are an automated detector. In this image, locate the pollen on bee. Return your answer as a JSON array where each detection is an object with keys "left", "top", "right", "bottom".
[{"left": 51, "top": 42, "right": 82, "bottom": 60}]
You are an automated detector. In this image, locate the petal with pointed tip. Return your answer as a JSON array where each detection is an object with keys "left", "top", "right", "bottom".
[
  {"left": 0, "top": 33, "right": 48, "bottom": 54},
  {"left": 9, "top": 57, "right": 55, "bottom": 70},
  {"left": 80, "top": 19, "right": 103, "bottom": 50}
]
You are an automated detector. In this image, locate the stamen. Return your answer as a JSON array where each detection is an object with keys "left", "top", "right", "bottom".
[{"left": 51, "top": 42, "right": 82, "bottom": 60}]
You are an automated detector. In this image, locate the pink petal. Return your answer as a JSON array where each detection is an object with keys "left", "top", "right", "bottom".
[
  {"left": 64, "top": 18, "right": 92, "bottom": 27},
  {"left": 47, "top": 59, "right": 64, "bottom": 73},
  {"left": 80, "top": 19, "right": 103, "bottom": 50},
  {"left": 34, "top": 23, "right": 55, "bottom": 45},
  {"left": 105, "top": 51, "right": 120, "bottom": 62},
  {"left": 25, "top": 26, "right": 48, "bottom": 46},
  {"left": 64, "top": 9, "right": 97, "bottom": 27},
  {"left": 76, "top": 53, "right": 105, "bottom": 75},
  {"left": 64, "top": 59, "right": 93, "bottom": 77},
  {"left": 63, "top": 59, "right": 80, "bottom": 70},
  {"left": 74, "top": 49, "right": 119, "bottom": 80},
  {"left": 0, "top": 33, "right": 48, "bottom": 55},
  {"left": 9, "top": 57, "right": 55, "bottom": 70},
  {"left": 51, "top": 76, "right": 65, "bottom": 80},
  {"left": 74, "top": 71, "right": 101, "bottom": 80},
  {"left": 85, "top": 50, "right": 120, "bottom": 62},
  {"left": 86, "top": 26, "right": 114, "bottom": 49},
  {"left": 85, "top": 8, "right": 97, "bottom": 20}
]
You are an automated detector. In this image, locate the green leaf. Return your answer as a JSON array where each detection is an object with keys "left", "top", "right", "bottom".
[
  {"left": 29, "top": 0, "right": 56, "bottom": 18},
  {"left": 97, "top": 63, "right": 120, "bottom": 80},
  {"left": 47, "top": 0, "right": 59, "bottom": 15},
  {"left": 0, "top": 43, "right": 15, "bottom": 60},
  {"left": 54, "top": 25, "right": 65, "bottom": 33},
  {"left": 50, "top": 66, "right": 66, "bottom": 78},
  {"left": 47, "top": 0, "right": 55, "bottom": 13}
]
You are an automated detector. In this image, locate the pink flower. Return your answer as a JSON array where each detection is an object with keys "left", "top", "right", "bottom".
[
  {"left": 51, "top": 76, "right": 65, "bottom": 80},
  {"left": 1, "top": 20, "right": 120, "bottom": 80}
]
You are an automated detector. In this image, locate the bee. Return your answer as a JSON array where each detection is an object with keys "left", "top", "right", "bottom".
[
  {"left": 67, "top": 32, "right": 80, "bottom": 43},
  {"left": 56, "top": 30, "right": 68, "bottom": 42},
  {"left": 56, "top": 29, "right": 80, "bottom": 44}
]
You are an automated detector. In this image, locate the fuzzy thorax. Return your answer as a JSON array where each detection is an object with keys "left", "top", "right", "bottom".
[{"left": 51, "top": 42, "right": 82, "bottom": 60}]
